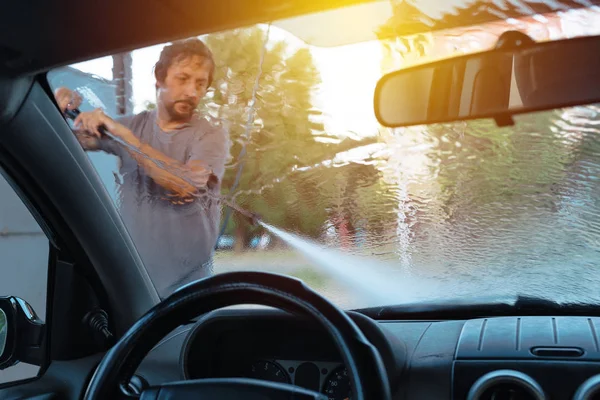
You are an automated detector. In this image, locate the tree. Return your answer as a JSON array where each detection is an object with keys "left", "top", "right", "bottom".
[
  {"left": 423, "top": 113, "right": 576, "bottom": 223},
  {"left": 201, "top": 27, "right": 321, "bottom": 245},
  {"left": 375, "top": 0, "right": 585, "bottom": 39},
  {"left": 202, "top": 26, "right": 388, "bottom": 248}
]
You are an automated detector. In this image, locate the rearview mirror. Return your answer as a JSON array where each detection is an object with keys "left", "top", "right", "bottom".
[
  {"left": 0, "top": 296, "right": 45, "bottom": 370},
  {"left": 374, "top": 33, "right": 600, "bottom": 128}
]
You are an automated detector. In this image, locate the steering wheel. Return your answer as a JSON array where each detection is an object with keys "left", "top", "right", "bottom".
[{"left": 83, "top": 271, "right": 392, "bottom": 399}]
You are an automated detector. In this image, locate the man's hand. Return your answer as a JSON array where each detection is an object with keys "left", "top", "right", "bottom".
[
  {"left": 73, "top": 108, "right": 115, "bottom": 137},
  {"left": 54, "top": 87, "right": 82, "bottom": 113}
]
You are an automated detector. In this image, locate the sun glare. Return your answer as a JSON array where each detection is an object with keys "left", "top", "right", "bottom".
[{"left": 310, "top": 40, "right": 383, "bottom": 138}]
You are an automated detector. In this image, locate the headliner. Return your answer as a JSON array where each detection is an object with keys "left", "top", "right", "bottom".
[{"left": 1, "top": 0, "right": 599, "bottom": 76}]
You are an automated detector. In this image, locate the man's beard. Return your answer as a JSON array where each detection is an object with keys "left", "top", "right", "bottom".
[{"left": 165, "top": 100, "right": 196, "bottom": 122}]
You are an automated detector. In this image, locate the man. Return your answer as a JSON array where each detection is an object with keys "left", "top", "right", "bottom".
[{"left": 54, "top": 38, "right": 230, "bottom": 298}]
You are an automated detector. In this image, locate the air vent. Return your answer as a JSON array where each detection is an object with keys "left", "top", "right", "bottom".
[
  {"left": 573, "top": 374, "right": 600, "bottom": 400},
  {"left": 467, "top": 370, "right": 546, "bottom": 400}
]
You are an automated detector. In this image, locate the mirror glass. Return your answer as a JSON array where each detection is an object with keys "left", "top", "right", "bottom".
[
  {"left": 375, "top": 35, "right": 600, "bottom": 128},
  {"left": 0, "top": 309, "right": 6, "bottom": 357}
]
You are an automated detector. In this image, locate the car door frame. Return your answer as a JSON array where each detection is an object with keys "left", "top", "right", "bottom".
[{"left": 0, "top": 73, "right": 160, "bottom": 398}]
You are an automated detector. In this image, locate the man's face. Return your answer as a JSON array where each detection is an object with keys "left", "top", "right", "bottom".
[{"left": 157, "top": 55, "right": 211, "bottom": 122}]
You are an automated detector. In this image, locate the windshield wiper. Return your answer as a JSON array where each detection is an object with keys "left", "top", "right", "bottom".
[{"left": 354, "top": 295, "right": 600, "bottom": 320}]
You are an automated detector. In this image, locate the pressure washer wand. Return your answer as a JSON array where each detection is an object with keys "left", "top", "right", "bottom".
[
  {"left": 63, "top": 108, "right": 262, "bottom": 227},
  {"left": 222, "top": 200, "right": 262, "bottom": 226}
]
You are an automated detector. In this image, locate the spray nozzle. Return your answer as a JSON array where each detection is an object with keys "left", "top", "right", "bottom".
[
  {"left": 248, "top": 212, "right": 262, "bottom": 226},
  {"left": 221, "top": 199, "right": 262, "bottom": 226},
  {"left": 64, "top": 108, "right": 80, "bottom": 120}
]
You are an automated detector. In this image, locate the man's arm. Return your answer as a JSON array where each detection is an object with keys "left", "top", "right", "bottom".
[
  {"left": 73, "top": 129, "right": 101, "bottom": 151},
  {"left": 75, "top": 109, "right": 211, "bottom": 198},
  {"left": 118, "top": 127, "right": 210, "bottom": 198}
]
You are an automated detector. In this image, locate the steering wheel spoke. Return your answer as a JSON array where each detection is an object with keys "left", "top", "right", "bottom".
[{"left": 139, "top": 377, "right": 327, "bottom": 400}]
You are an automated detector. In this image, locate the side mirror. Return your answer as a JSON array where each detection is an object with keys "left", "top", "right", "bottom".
[
  {"left": 0, "top": 309, "right": 6, "bottom": 358},
  {"left": 0, "top": 296, "right": 45, "bottom": 370}
]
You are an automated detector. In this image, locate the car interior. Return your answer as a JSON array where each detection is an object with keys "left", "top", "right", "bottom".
[{"left": 2, "top": 0, "right": 600, "bottom": 399}]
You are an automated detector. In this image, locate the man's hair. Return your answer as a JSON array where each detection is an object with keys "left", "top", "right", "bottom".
[{"left": 154, "top": 38, "right": 215, "bottom": 87}]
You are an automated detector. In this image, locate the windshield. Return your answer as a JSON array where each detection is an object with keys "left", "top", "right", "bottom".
[{"left": 47, "top": 2, "right": 600, "bottom": 309}]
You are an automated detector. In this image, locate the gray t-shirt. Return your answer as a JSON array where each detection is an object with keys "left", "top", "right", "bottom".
[{"left": 98, "top": 110, "right": 230, "bottom": 298}]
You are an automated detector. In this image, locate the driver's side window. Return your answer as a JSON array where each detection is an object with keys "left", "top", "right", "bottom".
[{"left": 0, "top": 170, "right": 48, "bottom": 384}]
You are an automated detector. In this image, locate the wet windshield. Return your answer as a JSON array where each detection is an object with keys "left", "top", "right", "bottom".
[{"left": 47, "top": 2, "right": 600, "bottom": 308}]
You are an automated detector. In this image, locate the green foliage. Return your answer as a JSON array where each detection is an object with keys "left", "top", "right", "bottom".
[
  {"left": 202, "top": 27, "right": 324, "bottom": 240},
  {"left": 422, "top": 109, "right": 578, "bottom": 223},
  {"left": 199, "top": 26, "right": 387, "bottom": 243}
]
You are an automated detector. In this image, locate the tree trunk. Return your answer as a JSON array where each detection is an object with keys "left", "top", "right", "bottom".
[
  {"left": 112, "top": 52, "right": 134, "bottom": 116},
  {"left": 234, "top": 226, "right": 245, "bottom": 253}
]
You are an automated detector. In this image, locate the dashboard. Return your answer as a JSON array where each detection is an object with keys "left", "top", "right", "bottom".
[{"left": 135, "top": 309, "right": 600, "bottom": 399}]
